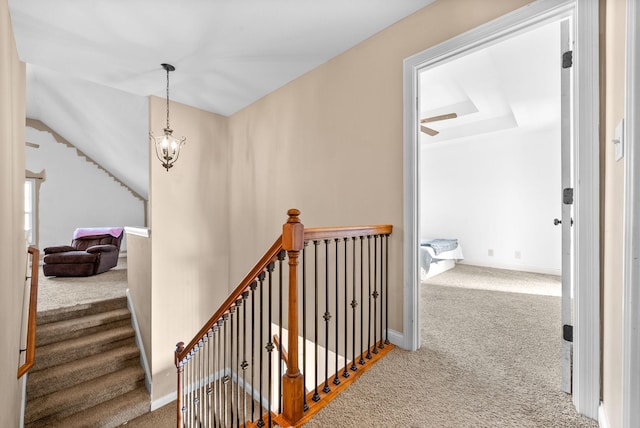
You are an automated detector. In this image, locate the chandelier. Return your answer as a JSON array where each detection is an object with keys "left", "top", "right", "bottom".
[{"left": 150, "top": 63, "right": 186, "bottom": 171}]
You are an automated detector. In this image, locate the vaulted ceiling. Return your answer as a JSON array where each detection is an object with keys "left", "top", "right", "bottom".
[{"left": 9, "top": 0, "right": 436, "bottom": 199}]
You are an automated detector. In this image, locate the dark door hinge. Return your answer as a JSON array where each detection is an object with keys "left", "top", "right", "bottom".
[
  {"left": 562, "top": 50, "right": 573, "bottom": 69},
  {"left": 563, "top": 324, "right": 573, "bottom": 342},
  {"left": 563, "top": 188, "right": 574, "bottom": 205}
]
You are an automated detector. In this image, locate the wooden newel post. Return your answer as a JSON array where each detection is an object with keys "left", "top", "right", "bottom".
[
  {"left": 282, "top": 208, "right": 305, "bottom": 424},
  {"left": 175, "top": 342, "right": 185, "bottom": 428}
]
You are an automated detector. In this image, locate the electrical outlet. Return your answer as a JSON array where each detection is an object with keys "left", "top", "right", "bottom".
[
  {"left": 515, "top": 251, "right": 521, "bottom": 259},
  {"left": 488, "top": 249, "right": 494, "bottom": 256}
]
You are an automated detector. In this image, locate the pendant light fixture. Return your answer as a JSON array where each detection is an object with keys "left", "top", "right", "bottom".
[{"left": 150, "top": 63, "right": 186, "bottom": 171}]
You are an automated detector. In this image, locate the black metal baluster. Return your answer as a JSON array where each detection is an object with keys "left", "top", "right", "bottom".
[
  {"left": 223, "top": 314, "right": 230, "bottom": 428},
  {"left": 378, "top": 235, "right": 385, "bottom": 350},
  {"left": 202, "top": 341, "right": 206, "bottom": 424},
  {"left": 178, "top": 359, "right": 185, "bottom": 427},
  {"left": 206, "top": 332, "right": 211, "bottom": 427},
  {"left": 266, "top": 261, "right": 275, "bottom": 428},
  {"left": 180, "top": 359, "right": 187, "bottom": 427},
  {"left": 230, "top": 305, "right": 236, "bottom": 426},
  {"left": 187, "top": 353, "right": 192, "bottom": 426},
  {"left": 277, "top": 250, "right": 285, "bottom": 414},
  {"left": 302, "top": 242, "right": 309, "bottom": 411},
  {"left": 359, "top": 236, "right": 365, "bottom": 366},
  {"left": 198, "top": 342, "right": 203, "bottom": 426},
  {"left": 190, "top": 352, "right": 195, "bottom": 426},
  {"left": 312, "top": 240, "right": 321, "bottom": 402},
  {"left": 373, "top": 235, "right": 379, "bottom": 355},
  {"left": 350, "top": 237, "right": 358, "bottom": 372},
  {"left": 235, "top": 300, "right": 242, "bottom": 427},
  {"left": 333, "top": 238, "right": 340, "bottom": 386},
  {"left": 242, "top": 291, "right": 249, "bottom": 427},
  {"left": 191, "top": 349, "right": 197, "bottom": 426},
  {"left": 213, "top": 324, "right": 219, "bottom": 428},
  {"left": 323, "top": 239, "right": 331, "bottom": 394},
  {"left": 257, "top": 271, "right": 266, "bottom": 428},
  {"left": 342, "top": 237, "right": 350, "bottom": 379},
  {"left": 385, "top": 235, "right": 390, "bottom": 345},
  {"left": 366, "top": 236, "right": 373, "bottom": 360},
  {"left": 250, "top": 281, "right": 257, "bottom": 423},
  {"left": 215, "top": 330, "right": 220, "bottom": 426},
  {"left": 186, "top": 354, "right": 191, "bottom": 425},
  {"left": 197, "top": 349, "right": 201, "bottom": 425}
]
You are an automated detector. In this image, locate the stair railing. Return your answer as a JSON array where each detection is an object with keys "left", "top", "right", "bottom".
[
  {"left": 18, "top": 246, "right": 39, "bottom": 378},
  {"left": 175, "top": 209, "right": 392, "bottom": 427}
]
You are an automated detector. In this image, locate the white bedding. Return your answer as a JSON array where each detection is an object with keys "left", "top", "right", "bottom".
[
  {"left": 421, "top": 244, "right": 464, "bottom": 261},
  {"left": 420, "top": 241, "right": 464, "bottom": 280}
]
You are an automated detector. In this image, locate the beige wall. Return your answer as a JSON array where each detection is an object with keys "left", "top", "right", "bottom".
[
  {"left": 0, "top": 0, "right": 26, "bottom": 425},
  {"left": 126, "top": 231, "right": 152, "bottom": 371},
  {"left": 602, "top": 0, "right": 626, "bottom": 426},
  {"left": 226, "top": 0, "right": 534, "bottom": 332},
  {"left": 149, "top": 96, "right": 230, "bottom": 400}
]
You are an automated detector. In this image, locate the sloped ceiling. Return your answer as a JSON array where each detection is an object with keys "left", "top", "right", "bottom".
[{"left": 10, "top": 0, "right": 436, "bottom": 199}]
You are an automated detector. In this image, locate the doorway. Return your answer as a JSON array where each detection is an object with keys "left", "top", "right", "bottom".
[{"left": 402, "top": 0, "right": 600, "bottom": 419}]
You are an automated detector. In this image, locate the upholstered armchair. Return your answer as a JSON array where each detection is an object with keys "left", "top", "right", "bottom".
[{"left": 43, "top": 227, "right": 124, "bottom": 277}]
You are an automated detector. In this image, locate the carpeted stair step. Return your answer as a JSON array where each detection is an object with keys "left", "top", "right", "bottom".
[
  {"left": 36, "top": 307, "right": 131, "bottom": 346},
  {"left": 36, "top": 296, "right": 128, "bottom": 325},
  {"left": 32, "top": 325, "right": 135, "bottom": 371},
  {"left": 25, "top": 365, "right": 145, "bottom": 426},
  {"left": 48, "top": 386, "right": 150, "bottom": 428},
  {"left": 27, "top": 343, "right": 140, "bottom": 400}
]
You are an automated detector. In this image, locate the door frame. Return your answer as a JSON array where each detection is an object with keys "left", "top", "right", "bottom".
[
  {"left": 623, "top": 0, "right": 640, "bottom": 426},
  {"left": 402, "top": 0, "right": 600, "bottom": 419}
]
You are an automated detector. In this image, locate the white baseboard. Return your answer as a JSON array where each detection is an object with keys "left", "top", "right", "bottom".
[
  {"left": 152, "top": 391, "right": 177, "bottom": 411},
  {"left": 125, "top": 289, "right": 151, "bottom": 394},
  {"left": 599, "top": 402, "right": 610, "bottom": 428},
  {"left": 387, "top": 328, "right": 404, "bottom": 349},
  {"left": 458, "top": 260, "right": 561, "bottom": 276}
]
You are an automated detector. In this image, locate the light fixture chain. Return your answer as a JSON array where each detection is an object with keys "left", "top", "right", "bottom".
[{"left": 166, "top": 67, "right": 171, "bottom": 129}]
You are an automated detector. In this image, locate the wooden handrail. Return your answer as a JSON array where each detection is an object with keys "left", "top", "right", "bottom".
[
  {"left": 176, "top": 237, "right": 284, "bottom": 363},
  {"left": 18, "top": 246, "right": 39, "bottom": 378},
  {"left": 303, "top": 225, "right": 393, "bottom": 241},
  {"left": 273, "top": 334, "right": 289, "bottom": 367}
]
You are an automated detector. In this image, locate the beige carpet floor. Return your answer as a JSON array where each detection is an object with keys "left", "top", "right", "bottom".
[
  {"left": 304, "top": 265, "right": 596, "bottom": 427},
  {"left": 129, "top": 264, "right": 598, "bottom": 427},
  {"left": 37, "top": 258, "right": 128, "bottom": 313}
]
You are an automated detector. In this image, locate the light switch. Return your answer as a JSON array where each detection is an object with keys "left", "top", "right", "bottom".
[{"left": 614, "top": 119, "right": 624, "bottom": 161}]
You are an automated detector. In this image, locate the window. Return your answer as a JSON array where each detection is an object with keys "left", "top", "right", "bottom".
[{"left": 24, "top": 178, "right": 36, "bottom": 246}]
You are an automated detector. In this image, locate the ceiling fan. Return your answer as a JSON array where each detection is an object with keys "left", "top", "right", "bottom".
[{"left": 420, "top": 112, "right": 458, "bottom": 136}]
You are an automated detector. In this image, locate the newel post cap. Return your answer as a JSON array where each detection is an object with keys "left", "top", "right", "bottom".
[{"left": 283, "top": 208, "right": 304, "bottom": 251}]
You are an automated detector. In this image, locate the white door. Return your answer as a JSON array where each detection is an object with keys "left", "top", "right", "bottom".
[{"left": 559, "top": 18, "right": 574, "bottom": 395}]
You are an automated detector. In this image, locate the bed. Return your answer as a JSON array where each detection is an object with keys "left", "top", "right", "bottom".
[{"left": 420, "top": 238, "right": 464, "bottom": 280}]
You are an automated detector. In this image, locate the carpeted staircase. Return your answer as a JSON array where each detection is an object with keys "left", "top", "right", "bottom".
[{"left": 25, "top": 296, "right": 150, "bottom": 427}]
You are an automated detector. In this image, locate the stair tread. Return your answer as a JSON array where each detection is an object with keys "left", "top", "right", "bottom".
[
  {"left": 25, "top": 365, "right": 145, "bottom": 425},
  {"left": 38, "top": 387, "right": 150, "bottom": 428},
  {"left": 36, "top": 308, "right": 131, "bottom": 346},
  {"left": 37, "top": 297, "right": 128, "bottom": 325},
  {"left": 27, "top": 343, "right": 140, "bottom": 399},
  {"left": 33, "top": 325, "right": 135, "bottom": 371},
  {"left": 37, "top": 307, "right": 130, "bottom": 336}
]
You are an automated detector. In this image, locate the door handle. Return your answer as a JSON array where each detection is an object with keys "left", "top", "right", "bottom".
[{"left": 554, "top": 218, "right": 562, "bottom": 225}]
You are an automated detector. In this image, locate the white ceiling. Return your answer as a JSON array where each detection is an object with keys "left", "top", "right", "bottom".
[
  {"left": 419, "top": 20, "right": 561, "bottom": 144},
  {"left": 11, "top": 0, "right": 436, "bottom": 116},
  {"left": 11, "top": 0, "right": 436, "bottom": 199}
]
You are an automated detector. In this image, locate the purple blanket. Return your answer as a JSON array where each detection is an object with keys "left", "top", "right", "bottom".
[{"left": 73, "top": 227, "right": 124, "bottom": 239}]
